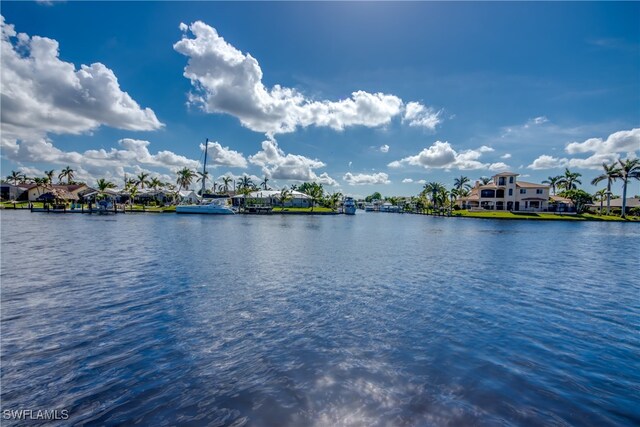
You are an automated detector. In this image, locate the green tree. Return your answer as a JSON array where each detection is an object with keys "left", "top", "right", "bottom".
[
  {"left": 260, "top": 176, "right": 270, "bottom": 190},
  {"left": 479, "top": 176, "right": 491, "bottom": 185},
  {"left": 423, "top": 182, "right": 445, "bottom": 211},
  {"left": 149, "top": 177, "right": 164, "bottom": 190},
  {"left": 278, "top": 187, "right": 292, "bottom": 207},
  {"left": 58, "top": 166, "right": 75, "bottom": 184},
  {"left": 325, "top": 192, "right": 343, "bottom": 210},
  {"left": 590, "top": 162, "right": 621, "bottom": 215},
  {"left": 44, "top": 170, "right": 55, "bottom": 185},
  {"left": 176, "top": 168, "right": 196, "bottom": 192},
  {"left": 558, "top": 168, "right": 582, "bottom": 191},
  {"left": 7, "top": 171, "right": 25, "bottom": 185},
  {"left": 221, "top": 176, "right": 232, "bottom": 193},
  {"left": 136, "top": 172, "right": 150, "bottom": 189},
  {"left": 616, "top": 158, "right": 640, "bottom": 218},
  {"left": 542, "top": 175, "right": 562, "bottom": 195},
  {"left": 593, "top": 189, "right": 606, "bottom": 214},
  {"left": 453, "top": 175, "right": 471, "bottom": 192},
  {"left": 365, "top": 192, "right": 382, "bottom": 203},
  {"left": 560, "top": 189, "right": 592, "bottom": 214},
  {"left": 299, "top": 182, "right": 324, "bottom": 211},
  {"left": 237, "top": 175, "right": 254, "bottom": 190}
]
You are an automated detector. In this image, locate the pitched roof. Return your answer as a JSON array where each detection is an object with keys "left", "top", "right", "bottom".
[
  {"left": 492, "top": 171, "right": 519, "bottom": 177},
  {"left": 516, "top": 181, "right": 548, "bottom": 188}
]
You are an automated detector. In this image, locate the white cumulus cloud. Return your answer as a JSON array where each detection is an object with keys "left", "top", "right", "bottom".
[
  {"left": 1, "top": 16, "right": 163, "bottom": 143},
  {"left": 402, "top": 178, "right": 413, "bottom": 183},
  {"left": 380, "top": 144, "right": 390, "bottom": 153},
  {"left": 173, "top": 21, "right": 441, "bottom": 135},
  {"left": 343, "top": 172, "right": 390, "bottom": 186},
  {"left": 248, "top": 138, "right": 337, "bottom": 185},
  {"left": 388, "top": 141, "right": 501, "bottom": 171},
  {"left": 528, "top": 128, "right": 640, "bottom": 170}
]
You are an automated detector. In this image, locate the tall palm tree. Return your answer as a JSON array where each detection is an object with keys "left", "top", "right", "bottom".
[
  {"left": 148, "top": 177, "right": 163, "bottom": 191},
  {"left": 558, "top": 168, "right": 582, "bottom": 191},
  {"left": 260, "top": 176, "right": 270, "bottom": 190},
  {"left": 479, "top": 176, "right": 491, "bottom": 185},
  {"left": 326, "top": 192, "right": 343, "bottom": 210},
  {"left": 7, "top": 171, "right": 25, "bottom": 185},
  {"left": 591, "top": 162, "right": 622, "bottom": 215},
  {"left": 58, "top": 166, "right": 75, "bottom": 185},
  {"left": 616, "top": 158, "right": 640, "bottom": 218},
  {"left": 221, "top": 176, "right": 232, "bottom": 193},
  {"left": 278, "top": 187, "right": 292, "bottom": 207},
  {"left": 176, "top": 167, "right": 196, "bottom": 192},
  {"left": 237, "top": 175, "right": 253, "bottom": 190},
  {"left": 128, "top": 186, "right": 139, "bottom": 209},
  {"left": 423, "top": 182, "right": 445, "bottom": 211},
  {"left": 307, "top": 183, "right": 324, "bottom": 212},
  {"left": 44, "top": 170, "right": 55, "bottom": 185},
  {"left": 96, "top": 178, "right": 116, "bottom": 192},
  {"left": 453, "top": 175, "right": 471, "bottom": 192},
  {"left": 136, "top": 172, "right": 150, "bottom": 189},
  {"left": 593, "top": 189, "right": 606, "bottom": 214},
  {"left": 542, "top": 175, "right": 562, "bottom": 196},
  {"left": 196, "top": 171, "right": 209, "bottom": 193}
]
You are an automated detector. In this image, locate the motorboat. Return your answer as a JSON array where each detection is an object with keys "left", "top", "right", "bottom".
[
  {"left": 176, "top": 198, "right": 234, "bottom": 214},
  {"left": 343, "top": 197, "right": 356, "bottom": 215},
  {"left": 176, "top": 137, "right": 235, "bottom": 215}
]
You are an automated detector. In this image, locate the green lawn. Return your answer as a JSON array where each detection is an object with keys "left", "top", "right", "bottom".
[
  {"left": 271, "top": 206, "right": 335, "bottom": 213},
  {"left": 1, "top": 201, "right": 43, "bottom": 209},
  {"left": 451, "top": 210, "right": 638, "bottom": 222}
]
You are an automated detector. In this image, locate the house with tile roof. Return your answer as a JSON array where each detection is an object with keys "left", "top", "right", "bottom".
[{"left": 458, "top": 172, "right": 550, "bottom": 212}]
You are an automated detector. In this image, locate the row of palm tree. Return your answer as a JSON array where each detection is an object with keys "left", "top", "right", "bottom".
[{"left": 5, "top": 166, "right": 77, "bottom": 186}]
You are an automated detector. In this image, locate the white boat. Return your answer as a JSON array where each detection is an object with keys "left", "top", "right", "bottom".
[
  {"left": 343, "top": 197, "right": 356, "bottom": 215},
  {"left": 175, "top": 138, "right": 235, "bottom": 215},
  {"left": 364, "top": 203, "right": 375, "bottom": 212},
  {"left": 176, "top": 198, "right": 234, "bottom": 214}
]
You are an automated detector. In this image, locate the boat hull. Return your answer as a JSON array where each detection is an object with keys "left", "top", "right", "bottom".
[{"left": 176, "top": 205, "right": 235, "bottom": 214}]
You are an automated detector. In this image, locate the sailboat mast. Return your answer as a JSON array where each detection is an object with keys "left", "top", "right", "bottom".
[{"left": 202, "top": 138, "right": 208, "bottom": 195}]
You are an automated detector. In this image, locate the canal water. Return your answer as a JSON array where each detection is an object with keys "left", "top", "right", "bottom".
[{"left": 1, "top": 210, "right": 639, "bottom": 426}]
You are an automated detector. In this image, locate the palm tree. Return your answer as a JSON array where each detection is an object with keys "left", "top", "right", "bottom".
[
  {"left": 148, "top": 177, "right": 163, "bottom": 191},
  {"left": 290, "top": 184, "right": 298, "bottom": 191},
  {"left": 58, "top": 166, "right": 75, "bottom": 185},
  {"left": 616, "top": 158, "right": 640, "bottom": 218},
  {"left": 237, "top": 175, "right": 254, "bottom": 190},
  {"left": 558, "top": 168, "right": 582, "bottom": 191},
  {"left": 453, "top": 175, "right": 471, "bottom": 192},
  {"left": 306, "top": 183, "right": 324, "bottom": 212},
  {"left": 479, "top": 176, "right": 491, "bottom": 185},
  {"left": 261, "top": 176, "right": 270, "bottom": 190},
  {"left": 593, "top": 189, "right": 606, "bottom": 214},
  {"left": 44, "top": 170, "right": 55, "bottom": 185},
  {"left": 423, "top": 182, "right": 445, "bottom": 212},
  {"left": 450, "top": 188, "right": 459, "bottom": 210},
  {"left": 6, "top": 171, "right": 25, "bottom": 185},
  {"left": 221, "top": 176, "right": 232, "bottom": 193},
  {"left": 196, "top": 171, "right": 210, "bottom": 193},
  {"left": 591, "top": 162, "right": 622, "bottom": 215},
  {"left": 32, "top": 177, "right": 46, "bottom": 197},
  {"left": 176, "top": 168, "right": 196, "bottom": 192},
  {"left": 279, "top": 187, "right": 292, "bottom": 207},
  {"left": 542, "top": 175, "right": 562, "bottom": 196},
  {"left": 326, "top": 192, "right": 343, "bottom": 210},
  {"left": 128, "top": 186, "right": 139, "bottom": 209},
  {"left": 136, "top": 172, "right": 150, "bottom": 189},
  {"left": 96, "top": 178, "right": 116, "bottom": 192}
]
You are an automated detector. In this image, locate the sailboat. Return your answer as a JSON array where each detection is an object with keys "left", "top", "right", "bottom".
[{"left": 176, "top": 138, "right": 235, "bottom": 215}]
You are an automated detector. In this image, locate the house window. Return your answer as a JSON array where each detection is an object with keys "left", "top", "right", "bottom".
[
  {"left": 520, "top": 189, "right": 526, "bottom": 194},
  {"left": 508, "top": 189, "right": 513, "bottom": 196},
  {"left": 498, "top": 177, "right": 506, "bottom": 186},
  {"left": 481, "top": 189, "right": 496, "bottom": 198},
  {"left": 536, "top": 189, "right": 543, "bottom": 194},
  {"left": 509, "top": 176, "right": 514, "bottom": 184}
]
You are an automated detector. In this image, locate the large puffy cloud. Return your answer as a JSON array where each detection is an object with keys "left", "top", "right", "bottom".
[
  {"left": 528, "top": 128, "right": 639, "bottom": 170},
  {"left": 0, "top": 136, "right": 248, "bottom": 187},
  {"left": 343, "top": 172, "right": 390, "bottom": 186},
  {"left": 173, "top": 21, "right": 441, "bottom": 135},
  {"left": 248, "top": 138, "right": 337, "bottom": 185},
  {"left": 1, "top": 16, "right": 163, "bottom": 143},
  {"left": 387, "top": 141, "right": 504, "bottom": 171}
]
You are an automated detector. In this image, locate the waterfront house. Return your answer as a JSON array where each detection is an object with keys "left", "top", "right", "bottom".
[
  {"left": 587, "top": 196, "right": 639, "bottom": 214},
  {"left": 26, "top": 184, "right": 91, "bottom": 202},
  {"left": 231, "top": 190, "right": 312, "bottom": 208},
  {"left": 458, "top": 172, "right": 550, "bottom": 211},
  {"left": 0, "top": 183, "right": 31, "bottom": 201}
]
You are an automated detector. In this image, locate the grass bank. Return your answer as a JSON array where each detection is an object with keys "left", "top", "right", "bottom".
[
  {"left": 451, "top": 210, "right": 639, "bottom": 222},
  {"left": 271, "top": 207, "right": 335, "bottom": 214}
]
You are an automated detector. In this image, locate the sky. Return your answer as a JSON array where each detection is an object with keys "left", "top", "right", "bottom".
[{"left": 1, "top": 1, "right": 639, "bottom": 197}]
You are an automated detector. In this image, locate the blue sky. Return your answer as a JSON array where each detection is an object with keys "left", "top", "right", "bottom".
[{"left": 1, "top": 1, "right": 639, "bottom": 197}]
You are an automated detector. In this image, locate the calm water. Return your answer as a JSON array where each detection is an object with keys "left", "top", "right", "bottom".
[{"left": 1, "top": 210, "right": 639, "bottom": 426}]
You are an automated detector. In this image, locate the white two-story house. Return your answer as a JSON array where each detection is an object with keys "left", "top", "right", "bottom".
[{"left": 459, "top": 172, "right": 550, "bottom": 212}]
